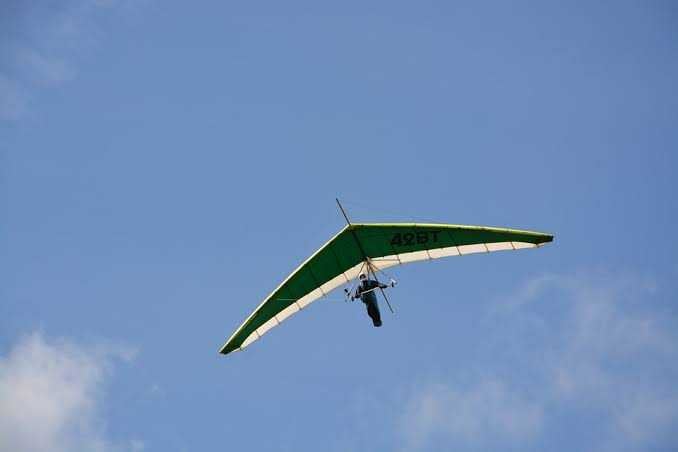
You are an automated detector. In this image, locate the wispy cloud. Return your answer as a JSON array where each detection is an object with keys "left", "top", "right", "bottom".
[
  {"left": 0, "top": 332, "right": 142, "bottom": 452},
  {"left": 537, "top": 273, "right": 677, "bottom": 449},
  {"left": 0, "top": 74, "right": 28, "bottom": 120},
  {"left": 0, "top": 0, "right": 143, "bottom": 120},
  {"left": 401, "top": 378, "right": 542, "bottom": 450},
  {"left": 399, "top": 272, "right": 678, "bottom": 451},
  {"left": 17, "top": 49, "right": 77, "bottom": 86}
]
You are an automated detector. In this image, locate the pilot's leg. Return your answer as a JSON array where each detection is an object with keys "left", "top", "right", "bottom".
[{"left": 366, "top": 299, "right": 382, "bottom": 327}]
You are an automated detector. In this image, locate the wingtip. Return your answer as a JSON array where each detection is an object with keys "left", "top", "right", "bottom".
[{"left": 218, "top": 342, "right": 236, "bottom": 356}]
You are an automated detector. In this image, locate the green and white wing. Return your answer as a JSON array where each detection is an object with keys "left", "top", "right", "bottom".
[
  {"left": 356, "top": 223, "right": 553, "bottom": 272},
  {"left": 219, "top": 223, "right": 553, "bottom": 355}
]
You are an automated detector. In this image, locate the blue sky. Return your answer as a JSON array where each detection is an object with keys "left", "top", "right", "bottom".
[{"left": 2, "top": 1, "right": 678, "bottom": 451}]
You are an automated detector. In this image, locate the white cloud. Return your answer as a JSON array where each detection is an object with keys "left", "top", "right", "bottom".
[
  {"left": 539, "top": 274, "right": 678, "bottom": 449},
  {"left": 18, "top": 49, "right": 76, "bottom": 86},
  {"left": 399, "top": 272, "right": 678, "bottom": 451},
  {"left": 0, "top": 332, "right": 141, "bottom": 452},
  {"left": 0, "top": 0, "right": 145, "bottom": 120},
  {"left": 401, "top": 379, "right": 542, "bottom": 450},
  {"left": 0, "top": 75, "right": 28, "bottom": 120}
]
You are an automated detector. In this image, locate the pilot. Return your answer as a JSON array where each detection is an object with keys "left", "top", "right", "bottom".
[{"left": 352, "top": 273, "right": 392, "bottom": 327}]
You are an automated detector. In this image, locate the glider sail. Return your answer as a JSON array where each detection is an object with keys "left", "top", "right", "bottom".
[{"left": 219, "top": 223, "right": 553, "bottom": 355}]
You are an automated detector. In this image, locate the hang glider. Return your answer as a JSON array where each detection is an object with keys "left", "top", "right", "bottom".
[{"left": 219, "top": 201, "right": 553, "bottom": 355}]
